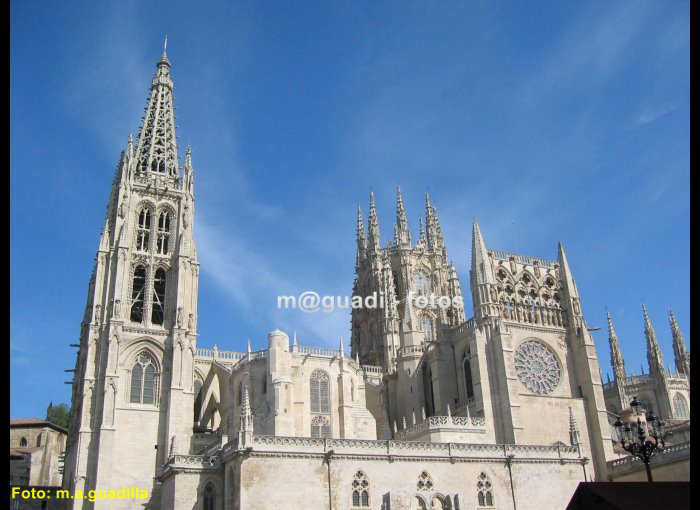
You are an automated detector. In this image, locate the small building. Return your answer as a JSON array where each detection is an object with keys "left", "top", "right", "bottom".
[{"left": 10, "top": 419, "right": 67, "bottom": 487}]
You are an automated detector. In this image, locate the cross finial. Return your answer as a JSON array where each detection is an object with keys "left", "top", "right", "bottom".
[{"left": 158, "top": 36, "right": 171, "bottom": 67}]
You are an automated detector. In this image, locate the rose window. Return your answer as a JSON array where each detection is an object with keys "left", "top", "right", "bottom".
[{"left": 514, "top": 340, "right": 561, "bottom": 394}]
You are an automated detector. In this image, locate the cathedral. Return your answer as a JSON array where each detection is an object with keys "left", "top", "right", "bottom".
[{"left": 61, "top": 48, "right": 690, "bottom": 509}]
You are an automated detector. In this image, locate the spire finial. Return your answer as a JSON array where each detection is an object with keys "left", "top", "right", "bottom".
[
  {"left": 668, "top": 308, "right": 689, "bottom": 379},
  {"left": 607, "top": 310, "right": 626, "bottom": 389},
  {"left": 241, "top": 384, "right": 250, "bottom": 415},
  {"left": 568, "top": 407, "right": 580, "bottom": 446},
  {"left": 418, "top": 218, "right": 426, "bottom": 246},
  {"left": 394, "top": 185, "right": 411, "bottom": 247},
  {"left": 356, "top": 206, "right": 367, "bottom": 267},
  {"left": 157, "top": 36, "right": 171, "bottom": 67},
  {"left": 367, "top": 191, "right": 381, "bottom": 253}
]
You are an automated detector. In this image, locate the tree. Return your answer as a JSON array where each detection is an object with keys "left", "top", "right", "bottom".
[{"left": 46, "top": 402, "right": 70, "bottom": 429}]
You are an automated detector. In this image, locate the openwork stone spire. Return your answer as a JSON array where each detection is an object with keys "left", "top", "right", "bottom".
[
  {"left": 643, "top": 305, "right": 665, "bottom": 376},
  {"left": 134, "top": 42, "right": 179, "bottom": 179},
  {"left": 424, "top": 192, "right": 443, "bottom": 251},
  {"left": 669, "top": 308, "right": 690, "bottom": 378},
  {"left": 394, "top": 186, "right": 411, "bottom": 248},
  {"left": 607, "top": 311, "right": 627, "bottom": 408},
  {"left": 367, "top": 192, "right": 381, "bottom": 253},
  {"left": 425, "top": 192, "right": 435, "bottom": 249},
  {"left": 417, "top": 218, "right": 426, "bottom": 247},
  {"left": 356, "top": 206, "right": 366, "bottom": 267},
  {"left": 607, "top": 311, "right": 626, "bottom": 377},
  {"left": 471, "top": 219, "right": 494, "bottom": 285}
]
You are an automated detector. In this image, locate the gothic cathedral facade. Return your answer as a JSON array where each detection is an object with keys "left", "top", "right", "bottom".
[{"left": 62, "top": 49, "right": 689, "bottom": 510}]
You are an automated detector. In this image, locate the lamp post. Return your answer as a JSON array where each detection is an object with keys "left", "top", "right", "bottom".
[{"left": 613, "top": 396, "right": 666, "bottom": 482}]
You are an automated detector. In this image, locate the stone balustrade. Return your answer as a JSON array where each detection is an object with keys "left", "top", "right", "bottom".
[
  {"left": 194, "top": 348, "right": 246, "bottom": 360},
  {"left": 489, "top": 250, "right": 556, "bottom": 268},
  {"left": 607, "top": 441, "right": 690, "bottom": 477},
  {"left": 394, "top": 414, "right": 486, "bottom": 441}
]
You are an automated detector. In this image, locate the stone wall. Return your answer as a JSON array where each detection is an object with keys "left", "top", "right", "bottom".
[{"left": 226, "top": 437, "right": 587, "bottom": 510}]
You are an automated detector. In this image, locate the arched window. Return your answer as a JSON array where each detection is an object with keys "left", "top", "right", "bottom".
[
  {"left": 351, "top": 470, "right": 370, "bottom": 507},
  {"left": 130, "top": 266, "right": 147, "bottom": 323},
  {"left": 477, "top": 472, "right": 494, "bottom": 507},
  {"left": 414, "top": 271, "right": 431, "bottom": 297},
  {"left": 463, "top": 357, "right": 474, "bottom": 400},
  {"left": 423, "top": 364, "right": 435, "bottom": 417},
  {"left": 136, "top": 208, "right": 151, "bottom": 252},
  {"left": 36, "top": 434, "right": 42, "bottom": 447},
  {"left": 19, "top": 437, "right": 27, "bottom": 447},
  {"left": 310, "top": 370, "right": 330, "bottom": 414},
  {"left": 130, "top": 352, "right": 158, "bottom": 405},
  {"left": 310, "top": 370, "right": 331, "bottom": 437},
  {"left": 193, "top": 380, "right": 203, "bottom": 424},
  {"left": 203, "top": 482, "right": 216, "bottom": 510},
  {"left": 151, "top": 268, "right": 166, "bottom": 325},
  {"left": 417, "top": 471, "right": 434, "bottom": 491},
  {"left": 421, "top": 317, "right": 434, "bottom": 341},
  {"left": 673, "top": 394, "right": 688, "bottom": 418},
  {"left": 311, "top": 415, "right": 331, "bottom": 438},
  {"left": 156, "top": 211, "right": 170, "bottom": 255}
]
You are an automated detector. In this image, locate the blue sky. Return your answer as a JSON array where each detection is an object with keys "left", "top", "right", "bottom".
[{"left": 10, "top": 0, "right": 689, "bottom": 419}]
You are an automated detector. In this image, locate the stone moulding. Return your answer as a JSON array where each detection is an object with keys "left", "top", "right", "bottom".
[
  {"left": 215, "top": 435, "right": 582, "bottom": 463},
  {"left": 157, "top": 454, "right": 220, "bottom": 479},
  {"left": 158, "top": 435, "right": 586, "bottom": 481}
]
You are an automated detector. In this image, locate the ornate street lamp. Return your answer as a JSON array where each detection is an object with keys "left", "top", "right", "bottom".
[{"left": 613, "top": 396, "right": 666, "bottom": 482}]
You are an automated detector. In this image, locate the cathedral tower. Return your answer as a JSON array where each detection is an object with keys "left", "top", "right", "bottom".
[
  {"left": 351, "top": 190, "right": 465, "bottom": 428},
  {"left": 62, "top": 45, "right": 199, "bottom": 509}
]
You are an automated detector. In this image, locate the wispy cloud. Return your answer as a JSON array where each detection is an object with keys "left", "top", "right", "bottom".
[
  {"left": 197, "top": 218, "right": 353, "bottom": 347},
  {"left": 519, "top": 0, "right": 653, "bottom": 108},
  {"left": 635, "top": 104, "right": 679, "bottom": 125}
]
